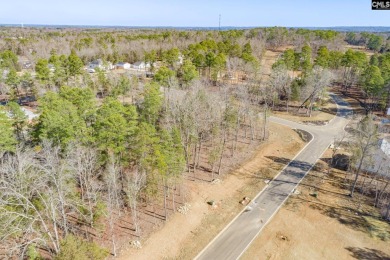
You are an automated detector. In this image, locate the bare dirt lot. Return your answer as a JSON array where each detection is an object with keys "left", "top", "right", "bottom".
[
  {"left": 260, "top": 46, "right": 294, "bottom": 78},
  {"left": 242, "top": 151, "right": 390, "bottom": 260},
  {"left": 118, "top": 123, "right": 305, "bottom": 260}
]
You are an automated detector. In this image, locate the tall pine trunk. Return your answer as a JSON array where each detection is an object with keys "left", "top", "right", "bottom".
[{"left": 217, "top": 129, "right": 227, "bottom": 175}]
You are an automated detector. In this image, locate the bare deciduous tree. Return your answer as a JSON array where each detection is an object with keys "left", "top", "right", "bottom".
[
  {"left": 300, "top": 67, "right": 334, "bottom": 117},
  {"left": 348, "top": 115, "right": 379, "bottom": 197},
  {"left": 124, "top": 166, "right": 146, "bottom": 238},
  {"left": 68, "top": 144, "right": 101, "bottom": 226},
  {"left": 104, "top": 153, "right": 122, "bottom": 256}
]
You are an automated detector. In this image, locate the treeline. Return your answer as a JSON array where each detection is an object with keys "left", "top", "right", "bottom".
[
  {"left": 0, "top": 27, "right": 261, "bottom": 65},
  {"left": 346, "top": 32, "right": 390, "bottom": 52},
  {"left": 0, "top": 27, "right": 352, "bottom": 67},
  {"left": 0, "top": 35, "right": 260, "bottom": 100},
  {"left": 273, "top": 45, "right": 390, "bottom": 114}
]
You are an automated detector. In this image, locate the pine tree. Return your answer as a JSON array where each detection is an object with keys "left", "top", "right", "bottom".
[
  {"left": 140, "top": 82, "right": 163, "bottom": 125},
  {"left": 7, "top": 102, "right": 27, "bottom": 141},
  {"left": 35, "top": 59, "right": 50, "bottom": 82},
  {"left": 0, "top": 107, "right": 17, "bottom": 154},
  {"left": 34, "top": 92, "right": 88, "bottom": 146},
  {"left": 93, "top": 98, "right": 138, "bottom": 155},
  {"left": 67, "top": 50, "right": 84, "bottom": 78}
]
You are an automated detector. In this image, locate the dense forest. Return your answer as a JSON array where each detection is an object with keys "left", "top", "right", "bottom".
[{"left": 0, "top": 26, "right": 389, "bottom": 259}]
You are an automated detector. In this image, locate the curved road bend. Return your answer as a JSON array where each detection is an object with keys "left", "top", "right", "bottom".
[{"left": 195, "top": 94, "right": 352, "bottom": 260}]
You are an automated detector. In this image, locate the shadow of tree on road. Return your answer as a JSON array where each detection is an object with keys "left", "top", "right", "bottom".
[
  {"left": 266, "top": 156, "right": 312, "bottom": 172},
  {"left": 266, "top": 156, "right": 291, "bottom": 166},
  {"left": 346, "top": 247, "right": 390, "bottom": 260}
]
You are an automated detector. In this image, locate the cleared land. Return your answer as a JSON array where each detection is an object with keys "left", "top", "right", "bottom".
[
  {"left": 242, "top": 89, "right": 390, "bottom": 260},
  {"left": 241, "top": 150, "right": 390, "bottom": 260},
  {"left": 118, "top": 123, "right": 305, "bottom": 259}
]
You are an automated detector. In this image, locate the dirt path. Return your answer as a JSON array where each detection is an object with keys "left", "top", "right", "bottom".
[
  {"left": 117, "top": 123, "right": 305, "bottom": 260},
  {"left": 260, "top": 46, "right": 298, "bottom": 83},
  {"left": 260, "top": 48, "right": 287, "bottom": 77}
]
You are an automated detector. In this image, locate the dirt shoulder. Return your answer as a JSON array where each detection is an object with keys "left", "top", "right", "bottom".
[
  {"left": 242, "top": 150, "right": 390, "bottom": 260},
  {"left": 272, "top": 94, "right": 338, "bottom": 125},
  {"left": 118, "top": 122, "right": 305, "bottom": 260}
]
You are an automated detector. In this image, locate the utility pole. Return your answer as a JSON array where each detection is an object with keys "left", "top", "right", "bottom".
[{"left": 219, "top": 14, "right": 221, "bottom": 31}]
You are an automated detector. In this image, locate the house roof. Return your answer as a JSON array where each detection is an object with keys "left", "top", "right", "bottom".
[
  {"left": 90, "top": 59, "right": 103, "bottom": 65},
  {"left": 116, "top": 62, "right": 130, "bottom": 66},
  {"left": 133, "top": 61, "right": 145, "bottom": 66}
]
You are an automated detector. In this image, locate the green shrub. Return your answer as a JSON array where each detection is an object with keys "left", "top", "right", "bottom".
[
  {"left": 55, "top": 235, "right": 108, "bottom": 260},
  {"left": 27, "top": 245, "right": 42, "bottom": 260}
]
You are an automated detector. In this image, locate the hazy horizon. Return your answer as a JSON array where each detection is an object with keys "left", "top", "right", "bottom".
[{"left": 0, "top": 0, "right": 388, "bottom": 28}]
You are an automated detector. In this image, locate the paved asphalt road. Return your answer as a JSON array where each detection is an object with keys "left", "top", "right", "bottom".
[{"left": 195, "top": 94, "right": 352, "bottom": 260}]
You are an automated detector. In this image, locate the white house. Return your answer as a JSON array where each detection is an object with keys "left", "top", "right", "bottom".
[
  {"left": 48, "top": 64, "right": 55, "bottom": 72},
  {"left": 132, "top": 61, "right": 153, "bottom": 71},
  {"left": 88, "top": 59, "right": 114, "bottom": 71},
  {"left": 115, "top": 62, "right": 131, "bottom": 70},
  {"left": 88, "top": 59, "right": 104, "bottom": 70},
  {"left": 178, "top": 54, "right": 184, "bottom": 65}
]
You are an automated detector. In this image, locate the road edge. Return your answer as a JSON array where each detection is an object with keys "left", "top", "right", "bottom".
[{"left": 194, "top": 127, "right": 315, "bottom": 260}]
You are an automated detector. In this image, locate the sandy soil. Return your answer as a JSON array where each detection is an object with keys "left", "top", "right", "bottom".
[
  {"left": 260, "top": 46, "right": 302, "bottom": 81},
  {"left": 344, "top": 45, "right": 376, "bottom": 57},
  {"left": 242, "top": 205, "right": 390, "bottom": 260},
  {"left": 118, "top": 122, "right": 305, "bottom": 260},
  {"left": 242, "top": 152, "right": 390, "bottom": 260},
  {"left": 261, "top": 49, "right": 282, "bottom": 76},
  {"left": 260, "top": 46, "right": 293, "bottom": 77}
]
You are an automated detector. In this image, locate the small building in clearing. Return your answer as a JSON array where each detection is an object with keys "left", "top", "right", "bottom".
[
  {"left": 88, "top": 59, "right": 114, "bottom": 71},
  {"left": 48, "top": 64, "right": 55, "bottom": 72},
  {"left": 132, "top": 61, "right": 151, "bottom": 70},
  {"left": 88, "top": 59, "right": 104, "bottom": 70},
  {"left": 115, "top": 62, "right": 131, "bottom": 70}
]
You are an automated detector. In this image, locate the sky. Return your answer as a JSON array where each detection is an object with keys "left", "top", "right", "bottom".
[{"left": 0, "top": 0, "right": 388, "bottom": 27}]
